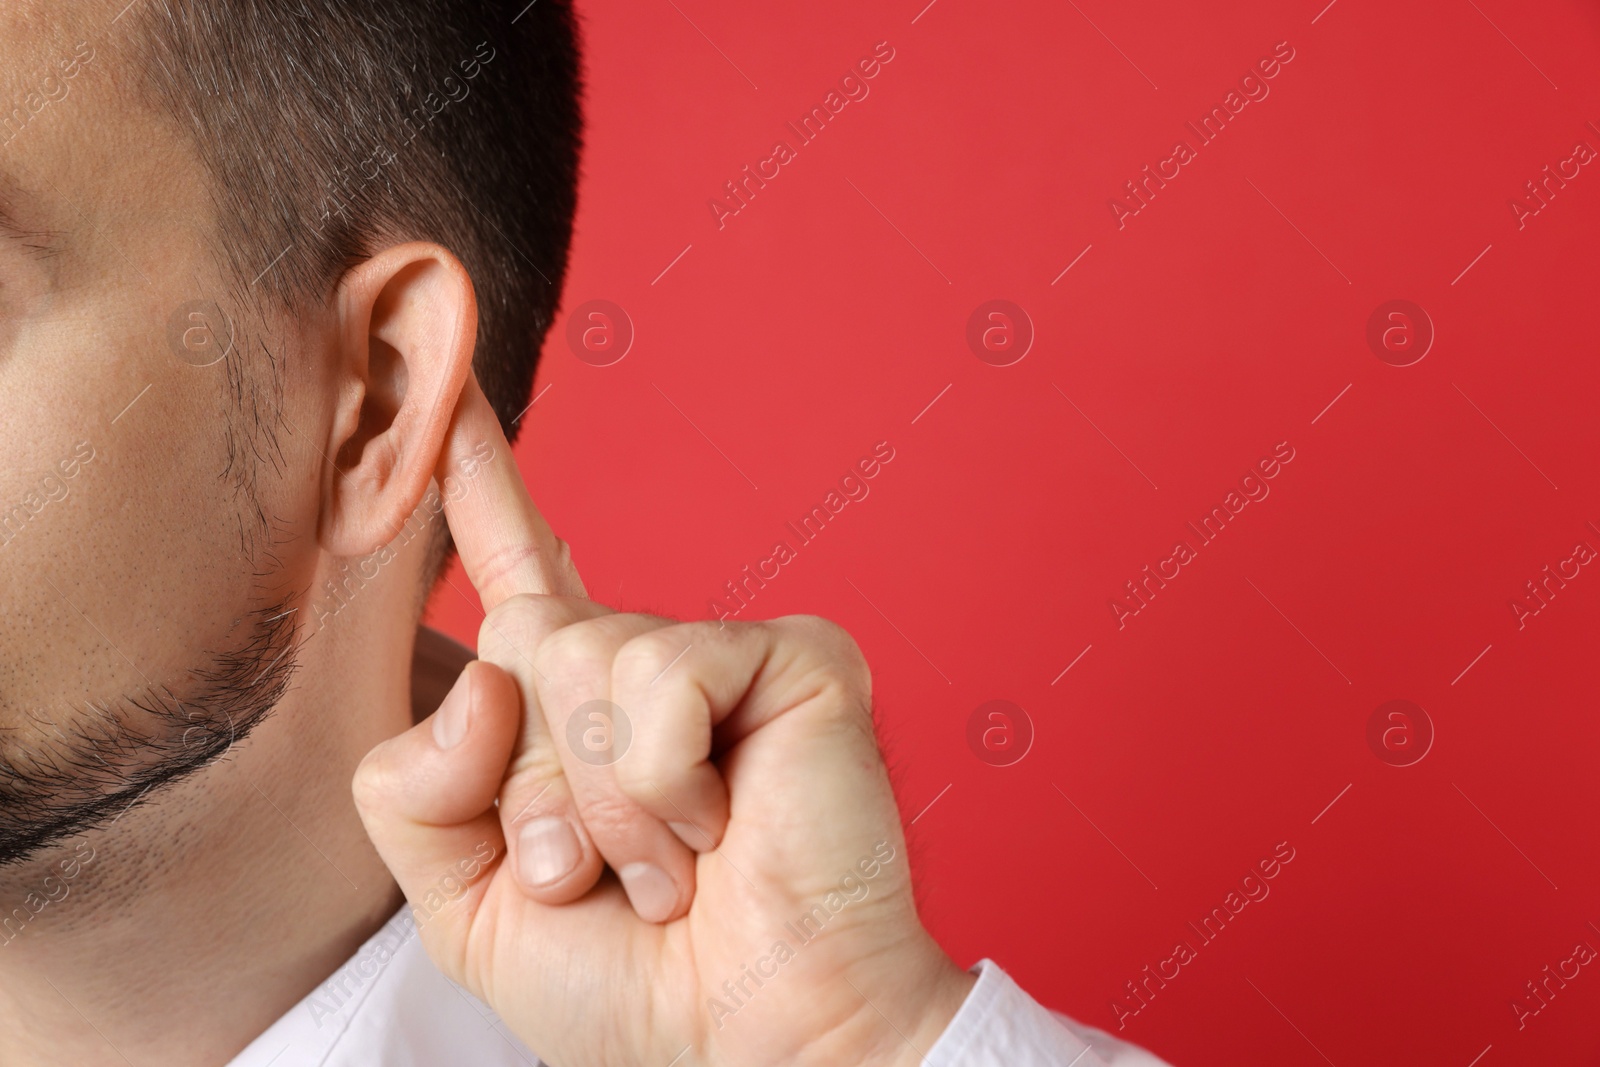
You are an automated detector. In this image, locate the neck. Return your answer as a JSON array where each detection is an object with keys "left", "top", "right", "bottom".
[{"left": 0, "top": 561, "right": 427, "bottom": 1067}]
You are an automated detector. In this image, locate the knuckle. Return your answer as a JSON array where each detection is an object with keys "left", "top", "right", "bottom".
[
  {"left": 612, "top": 741, "right": 668, "bottom": 797},
  {"left": 531, "top": 617, "right": 614, "bottom": 688},
  {"left": 572, "top": 789, "right": 643, "bottom": 843},
  {"left": 478, "top": 594, "right": 550, "bottom": 661},
  {"left": 506, "top": 729, "right": 570, "bottom": 783},
  {"left": 479, "top": 593, "right": 599, "bottom": 670},
  {"left": 777, "top": 614, "right": 872, "bottom": 698},
  {"left": 553, "top": 537, "right": 586, "bottom": 594},
  {"left": 613, "top": 628, "right": 686, "bottom": 688}
]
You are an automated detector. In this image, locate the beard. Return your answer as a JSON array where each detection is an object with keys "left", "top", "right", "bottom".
[{"left": 0, "top": 592, "right": 302, "bottom": 867}]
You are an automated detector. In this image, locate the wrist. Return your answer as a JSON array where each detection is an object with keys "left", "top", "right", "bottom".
[
  {"left": 870, "top": 958, "right": 976, "bottom": 1067},
  {"left": 812, "top": 943, "right": 975, "bottom": 1067}
]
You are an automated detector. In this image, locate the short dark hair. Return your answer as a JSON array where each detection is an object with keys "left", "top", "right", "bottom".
[{"left": 134, "top": 0, "right": 582, "bottom": 564}]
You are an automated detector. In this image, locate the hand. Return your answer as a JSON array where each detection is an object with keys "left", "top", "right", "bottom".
[{"left": 353, "top": 374, "right": 975, "bottom": 1067}]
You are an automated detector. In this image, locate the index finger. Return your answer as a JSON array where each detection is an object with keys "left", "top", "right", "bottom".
[{"left": 439, "top": 372, "right": 587, "bottom": 611}]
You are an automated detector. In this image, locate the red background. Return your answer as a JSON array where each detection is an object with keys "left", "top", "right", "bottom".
[{"left": 426, "top": 2, "right": 1600, "bottom": 1063}]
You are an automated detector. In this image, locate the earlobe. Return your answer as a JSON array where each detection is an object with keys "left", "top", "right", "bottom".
[{"left": 320, "top": 243, "right": 479, "bottom": 558}]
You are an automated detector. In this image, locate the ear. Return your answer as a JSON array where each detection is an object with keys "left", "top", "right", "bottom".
[{"left": 319, "top": 242, "right": 478, "bottom": 557}]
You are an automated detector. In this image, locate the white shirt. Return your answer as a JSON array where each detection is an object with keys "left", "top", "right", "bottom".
[{"left": 226, "top": 907, "right": 1171, "bottom": 1066}]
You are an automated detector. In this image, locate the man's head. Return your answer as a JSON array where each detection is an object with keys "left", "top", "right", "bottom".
[
  {"left": 0, "top": 0, "right": 581, "bottom": 866},
  {"left": 136, "top": 0, "right": 583, "bottom": 563}
]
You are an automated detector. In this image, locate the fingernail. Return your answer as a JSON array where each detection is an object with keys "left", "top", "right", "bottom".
[
  {"left": 431, "top": 671, "right": 472, "bottom": 750},
  {"left": 618, "top": 862, "right": 678, "bottom": 923},
  {"left": 518, "top": 816, "right": 581, "bottom": 887}
]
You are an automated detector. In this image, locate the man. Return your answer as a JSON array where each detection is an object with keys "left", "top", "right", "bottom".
[{"left": 0, "top": 1, "right": 1167, "bottom": 1063}]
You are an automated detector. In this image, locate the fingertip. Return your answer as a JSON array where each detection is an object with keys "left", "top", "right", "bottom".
[
  {"left": 442, "top": 372, "right": 507, "bottom": 471},
  {"left": 356, "top": 660, "right": 522, "bottom": 828},
  {"left": 464, "top": 657, "right": 523, "bottom": 725},
  {"left": 423, "top": 658, "right": 522, "bottom": 765},
  {"left": 620, "top": 764, "right": 729, "bottom": 855},
  {"left": 430, "top": 662, "right": 474, "bottom": 750},
  {"left": 508, "top": 809, "right": 605, "bottom": 904},
  {"left": 667, "top": 819, "right": 722, "bottom": 854},
  {"left": 617, "top": 862, "right": 687, "bottom": 924}
]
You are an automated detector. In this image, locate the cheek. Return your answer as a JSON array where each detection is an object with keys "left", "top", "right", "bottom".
[{"left": 0, "top": 313, "right": 316, "bottom": 720}]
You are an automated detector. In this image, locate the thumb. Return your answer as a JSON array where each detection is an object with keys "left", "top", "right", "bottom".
[{"left": 352, "top": 659, "right": 521, "bottom": 973}]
